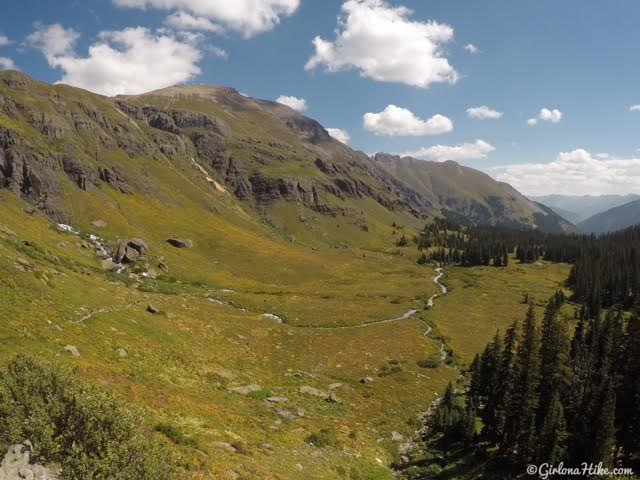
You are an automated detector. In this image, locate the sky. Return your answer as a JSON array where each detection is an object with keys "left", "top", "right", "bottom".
[{"left": 1, "top": 0, "right": 640, "bottom": 196}]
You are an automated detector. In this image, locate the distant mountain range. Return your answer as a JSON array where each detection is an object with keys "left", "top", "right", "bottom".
[
  {"left": 531, "top": 194, "right": 640, "bottom": 224},
  {"left": 533, "top": 194, "right": 640, "bottom": 233},
  {"left": 576, "top": 199, "right": 640, "bottom": 234}
]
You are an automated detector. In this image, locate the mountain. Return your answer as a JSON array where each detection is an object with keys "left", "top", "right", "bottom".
[
  {"left": 532, "top": 194, "right": 640, "bottom": 223},
  {"left": 577, "top": 198, "right": 640, "bottom": 233},
  {"left": 0, "top": 70, "right": 572, "bottom": 237},
  {"left": 374, "top": 154, "right": 576, "bottom": 233}
]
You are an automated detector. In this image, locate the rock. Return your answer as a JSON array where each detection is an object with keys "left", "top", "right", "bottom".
[
  {"left": 266, "top": 396, "right": 288, "bottom": 404},
  {"left": 166, "top": 238, "right": 193, "bottom": 249},
  {"left": 146, "top": 304, "right": 159, "bottom": 314},
  {"left": 299, "top": 386, "right": 327, "bottom": 398},
  {"left": 360, "top": 376, "right": 374, "bottom": 384},
  {"left": 63, "top": 345, "right": 80, "bottom": 357},
  {"left": 262, "top": 313, "right": 283, "bottom": 324},
  {"left": 228, "top": 384, "right": 261, "bottom": 395},
  {"left": 210, "top": 442, "right": 237, "bottom": 453},
  {"left": 113, "top": 238, "right": 148, "bottom": 264},
  {"left": 391, "top": 431, "right": 404, "bottom": 442},
  {"left": 91, "top": 219, "right": 107, "bottom": 228},
  {"left": 276, "top": 409, "right": 295, "bottom": 420},
  {"left": 157, "top": 261, "right": 169, "bottom": 272},
  {"left": 116, "top": 348, "right": 127, "bottom": 358},
  {"left": 0, "top": 443, "right": 59, "bottom": 480},
  {"left": 0, "top": 224, "right": 15, "bottom": 236},
  {"left": 326, "top": 391, "right": 341, "bottom": 404},
  {"left": 101, "top": 258, "right": 119, "bottom": 271},
  {"left": 328, "top": 382, "right": 343, "bottom": 390}
]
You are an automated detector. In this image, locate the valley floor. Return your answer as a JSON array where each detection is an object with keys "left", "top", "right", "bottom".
[{"left": 0, "top": 196, "right": 571, "bottom": 479}]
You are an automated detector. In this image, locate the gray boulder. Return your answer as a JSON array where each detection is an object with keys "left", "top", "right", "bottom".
[
  {"left": 113, "top": 238, "right": 148, "bottom": 264},
  {"left": 166, "top": 238, "right": 193, "bottom": 249},
  {"left": 0, "top": 443, "right": 59, "bottom": 480}
]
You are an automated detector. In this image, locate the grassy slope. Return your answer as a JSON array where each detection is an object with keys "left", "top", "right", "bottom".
[{"left": 0, "top": 188, "right": 571, "bottom": 478}]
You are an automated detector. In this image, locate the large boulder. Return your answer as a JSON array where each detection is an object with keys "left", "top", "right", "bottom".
[
  {"left": 0, "top": 443, "right": 59, "bottom": 480},
  {"left": 113, "top": 238, "right": 149, "bottom": 264}
]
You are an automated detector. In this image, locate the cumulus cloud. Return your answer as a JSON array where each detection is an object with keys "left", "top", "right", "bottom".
[
  {"left": 276, "top": 95, "right": 307, "bottom": 112},
  {"left": 0, "top": 57, "right": 17, "bottom": 70},
  {"left": 491, "top": 149, "right": 640, "bottom": 196},
  {"left": 0, "top": 35, "right": 11, "bottom": 46},
  {"left": 327, "top": 128, "right": 350, "bottom": 144},
  {"left": 305, "top": 0, "right": 458, "bottom": 89},
  {"left": 464, "top": 43, "right": 479, "bottom": 53},
  {"left": 527, "top": 107, "right": 563, "bottom": 126},
  {"left": 404, "top": 139, "right": 495, "bottom": 162},
  {"left": 27, "top": 23, "right": 80, "bottom": 58},
  {"left": 364, "top": 105, "right": 453, "bottom": 136},
  {"left": 114, "top": 0, "right": 300, "bottom": 37},
  {"left": 165, "top": 11, "right": 223, "bottom": 33},
  {"left": 630, "top": 105, "right": 640, "bottom": 112},
  {"left": 466, "top": 105, "right": 502, "bottom": 120},
  {"left": 28, "top": 24, "right": 203, "bottom": 96}
]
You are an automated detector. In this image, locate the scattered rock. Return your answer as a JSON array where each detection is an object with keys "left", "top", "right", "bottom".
[
  {"left": 101, "top": 258, "right": 119, "bottom": 271},
  {"left": 328, "top": 383, "right": 343, "bottom": 390},
  {"left": 326, "top": 391, "right": 341, "bottom": 404},
  {"left": 210, "top": 442, "right": 237, "bottom": 453},
  {"left": 0, "top": 443, "right": 59, "bottom": 480},
  {"left": 146, "top": 304, "right": 159, "bottom": 314},
  {"left": 157, "top": 261, "right": 169, "bottom": 272},
  {"left": 276, "top": 409, "right": 295, "bottom": 420},
  {"left": 266, "top": 396, "right": 288, "bottom": 404},
  {"left": 116, "top": 348, "right": 127, "bottom": 358},
  {"left": 212, "top": 368, "right": 235, "bottom": 380},
  {"left": 91, "top": 219, "right": 107, "bottom": 228},
  {"left": 299, "top": 386, "right": 327, "bottom": 398},
  {"left": 166, "top": 238, "right": 193, "bottom": 249},
  {"left": 63, "top": 345, "right": 80, "bottom": 357},
  {"left": 228, "top": 384, "right": 261, "bottom": 395},
  {"left": 360, "top": 376, "right": 374, "bottom": 384},
  {"left": 262, "top": 313, "right": 283, "bottom": 324},
  {"left": 391, "top": 431, "right": 404, "bottom": 442},
  {"left": 0, "top": 224, "right": 15, "bottom": 237}
]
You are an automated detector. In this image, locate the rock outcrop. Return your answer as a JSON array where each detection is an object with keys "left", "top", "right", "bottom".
[
  {"left": 0, "top": 443, "right": 59, "bottom": 480},
  {"left": 113, "top": 238, "right": 148, "bottom": 264}
]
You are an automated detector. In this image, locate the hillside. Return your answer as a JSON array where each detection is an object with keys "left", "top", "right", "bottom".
[
  {"left": 532, "top": 194, "right": 640, "bottom": 223},
  {"left": 578, "top": 198, "right": 640, "bottom": 233},
  {"left": 374, "top": 154, "right": 575, "bottom": 233}
]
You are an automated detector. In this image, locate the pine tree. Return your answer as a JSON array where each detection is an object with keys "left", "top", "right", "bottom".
[
  {"left": 537, "top": 389, "right": 568, "bottom": 464},
  {"left": 592, "top": 380, "right": 617, "bottom": 467}
]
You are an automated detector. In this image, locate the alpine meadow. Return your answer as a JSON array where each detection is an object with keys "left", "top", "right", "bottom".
[{"left": 0, "top": 1, "right": 639, "bottom": 479}]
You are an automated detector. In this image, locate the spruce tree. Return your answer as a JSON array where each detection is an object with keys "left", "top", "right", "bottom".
[{"left": 537, "top": 389, "right": 568, "bottom": 464}]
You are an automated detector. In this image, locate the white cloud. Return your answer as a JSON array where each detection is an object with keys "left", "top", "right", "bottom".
[
  {"left": 165, "top": 11, "right": 223, "bottom": 33},
  {"left": 0, "top": 35, "right": 11, "bottom": 46},
  {"left": 630, "top": 105, "right": 640, "bottom": 112},
  {"left": 305, "top": 0, "right": 458, "bottom": 89},
  {"left": 464, "top": 43, "right": 478, "bottom": 54},
  {"left": 466, "top": 105, "right": 502, "bottom": 120},
  {"left": 114, "top": 0, "right": 300, "bottom": 37},
  {"left": 363, "top": 105, "right": 453, "bottom": 136},
  {"left": 0, "top": 57, "right": 17, "bottom": 70},
  {"left": 327, "top": 128, "right": 350, "bottom": 144},
  {"left": 29, "top": 24, "right": 203, "bottom": 96},
  {"left": 276, "top": 95, "right": 307, "bottom": 112},
  {"left": 207, "top": 45, "right": 228, "bottom": 59},
  {"left": 404, "top": 139, "right": 495, "bottom": 162},
  {"left": 27, "top": 23, "right": 80, "bottom": 58},
  {"left": 527, "top": 107, "right": 563, "bottom": 126},
  {"left": 491, "top": 148, "right": 640, "bottom": 196}
]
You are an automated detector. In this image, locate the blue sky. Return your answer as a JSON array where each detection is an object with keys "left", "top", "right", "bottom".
[{"left": 1, "top": 0, "right": 640, "bottom": 195}]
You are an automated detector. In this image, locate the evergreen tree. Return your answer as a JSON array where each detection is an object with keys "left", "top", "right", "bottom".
[{"left": 537, "top": 389, "right": 568, "bottom": 464}]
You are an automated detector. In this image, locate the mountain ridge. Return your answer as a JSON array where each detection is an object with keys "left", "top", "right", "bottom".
[{"left": 577, "top": 198, "right": 640, "bottom": 233}]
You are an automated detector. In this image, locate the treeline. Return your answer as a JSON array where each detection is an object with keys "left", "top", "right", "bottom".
[
  {"left": 568, "top": 226, "right": 640, "bottom": 311},
  {"left": 416, "top": 220, "right": 640, "bottom": 311},
  {"left": 431, "top": 295, "right": 640, "bottom": 471}
]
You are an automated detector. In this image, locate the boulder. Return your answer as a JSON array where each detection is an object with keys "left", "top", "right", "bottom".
[
  {"left": 0, "top": 443, "right": 59, "bottom": 480},
  {"left": 113, "top": 238, "right": 148, "bottom": 264},
  {"left": 91, "top": 219, "right": 107, "bottom": 228},
  {"left": 146, "top": 304, "right": 159, "bottom": 314},
  {"left": 228, "top": 384, "right": 261, "bottom": 395},
  {"left": 166, "top": 238, "right": 193, "bottom": 249},
  {"left": 63, "top": 345, "right": 80, "bottom": 357},
  {"left": 299, "top": 386, "right": 327, "bottom": 398},
  {"left": 326, "top": 391, "right": 341, "bottom": 404},
  {"left": 360, "top": 376, "right": 374, "bottom": 384},
  {"left": 116, "top": 348, "right": 127, "bottom": 358},
  {"left": 266, "top": 396, "right": 288, "bottom": 404}
]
